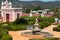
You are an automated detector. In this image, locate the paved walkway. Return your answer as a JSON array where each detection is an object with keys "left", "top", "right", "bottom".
[
  {"left": 42, "top": 25, "right": 60, "bottom": 38},
  {"left": 9, "top": 31, "right": 30, "bottom": 40},
  {"left": 9, "top": 25, "right": 60, "bottom": 40}
]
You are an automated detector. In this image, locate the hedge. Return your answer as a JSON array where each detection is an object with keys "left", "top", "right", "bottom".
[
  {"left": 53, "top": 25, "right": 60, "bottom": 32},
  {"left": 1, "top": 35, "right": 12, "bottom": 40}
]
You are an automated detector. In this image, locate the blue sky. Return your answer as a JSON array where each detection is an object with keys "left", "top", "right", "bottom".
[
  {"left": 20, "top": 0, "right": 56, "bottom": 2},
  {"left": 41, "top": 0, "right": 55, "bottom": 2}
]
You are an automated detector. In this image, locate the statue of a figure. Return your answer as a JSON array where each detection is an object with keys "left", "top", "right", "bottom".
[
  {"left": 41, "top": 13, "right": 44, "bottom": 17},
  {"left": 55, "top": 17, "right": 59, "bottom": 24},
  {"left": 30, "top": 13, "right": 32, "bottom": 17},
  {"left": 30, "top": 10, "right": 33, "bottom": 17},
  {"left": 36, "top": 18, "right": 38, "bottom": 23}
]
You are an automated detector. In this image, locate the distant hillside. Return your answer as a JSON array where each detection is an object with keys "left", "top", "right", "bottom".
[{"left": 0, "top": 0, "right": 60, "bottom": 9}]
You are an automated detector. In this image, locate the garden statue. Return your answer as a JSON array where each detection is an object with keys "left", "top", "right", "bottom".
[
  {"left": 30, "top": 10, "right": 33, "bottom": 17},
  {"left": 41, "top": 13, "right": 44, "bottom": 17},
  {"left": 36, "top": 18, "right": 38, "bottom": 22},
  {"left": 22, "top": 18, "right": 53, "bottom": 38},
  {"left": 32, "top": 18, "right": 41, "bottom": 35},
  {"left": 55, "top": 17, "right": 59, "bottom": 24}
]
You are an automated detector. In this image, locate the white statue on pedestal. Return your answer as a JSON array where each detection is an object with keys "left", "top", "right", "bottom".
[
  {"left": 29, "top": 10, "right": 33, "bottom": 17},
  {"left": 36, "top": 18, "right": 38, "bottom": 23},
  {"left": 55, "top": 17, "right": 59, "bottom": 23},
  {"left": 41, "top": 13, "right": 44, "bottom": 17}
]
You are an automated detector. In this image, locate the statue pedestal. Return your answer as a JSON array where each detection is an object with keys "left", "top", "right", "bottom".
[{"left": 32, "top": 18, "right": 41, "bottom": 35}]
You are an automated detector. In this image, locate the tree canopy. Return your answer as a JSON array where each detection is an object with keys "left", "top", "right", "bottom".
[{"left": 32, "top": 6, "right": 42, "bottom": 11}]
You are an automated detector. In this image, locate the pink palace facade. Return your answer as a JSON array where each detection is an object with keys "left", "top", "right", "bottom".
[{"left": 1, "top": 0, "right": 22, "bottom": 22}]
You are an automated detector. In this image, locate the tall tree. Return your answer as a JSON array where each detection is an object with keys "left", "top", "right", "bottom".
[
  {"left": 24, "top": 8, "right": 31, "bottom": 13},
  {"left": 32, "top": 6, "right": 42, "bottom": 11},
  {"left": 52, "top": 8, "right": 60, "bottom": 18}
]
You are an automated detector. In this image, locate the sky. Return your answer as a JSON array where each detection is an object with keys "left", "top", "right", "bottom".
[{"left": 20, "top": 0, "right": 56, "bottom": 2}]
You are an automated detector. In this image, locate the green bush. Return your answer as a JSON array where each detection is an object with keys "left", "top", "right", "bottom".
[
  {"left": 1, "top": 35, "right": 12, "bottom": 40},
  {"left": 28, "top": 16, "right": 37, "bottom": 25},
  {"left": 0, "top": 23, "right": 26, "bottom": 31},
  {"left": 53, "top": 25, "right": 60, "bottom": 32},
  {"left": 0, "top": 35, "right": 2, "bottom": 39},
  {"left": 0, "top": 16, "right": 55, "bottom": 31},
  {"left": 24, "top": 8, "right": 31, "bottom": 13},
  {"left": 8, "top": 25, "right": 26, "bottom": 31},
  {"left": 14, "top": 17, "right": 28, "bottom": 24},
  {"left": 0, "top": 29, "right": 8, "bottom": 33},
  {"left": 32, "top": 6, "right": 42, "bottom": 11},
  {"left": 0, "top": 30, "right": 8, "bottom": 37},
  {"left": 0, "top": 29, "right": 9, "bottom": 40},
  {"left": 38, "top": 16, "right": 54, "bottom": 23},
  {"left": 38, "top": 17, "right": 54, "bottom": 29}
]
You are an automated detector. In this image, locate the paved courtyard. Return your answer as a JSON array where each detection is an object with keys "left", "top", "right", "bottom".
[{"left": 9, "top": 25, "right": 60, "bottom": 40}]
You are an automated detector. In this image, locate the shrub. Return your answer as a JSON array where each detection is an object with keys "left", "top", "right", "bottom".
[
  {"left": 1, "top": 35, "right": 12, "bottom": 40},
  {"left": 0, "top": 29, "right": 8, "bottom": 39},
  {"left": 24, "top": 8, "right": 31, "bottom": 13},
  {"left": 38, "top": 17, "right": 54, "bottom": 29},
  {"left": 0, "top": 16, "right": 55, "bottom": 31},
  {"left": 0, "top": 35, "right": 2, "bottom": 39},
  {"left": 0, "top": 30, "right": 8, "bottom": 37},
  {"left": 14, "top": 17, "right": 28, "bottom": 24},
  {"left": 8, "top": 25, "right": 26, "bottom": 31},
  {"left": 53, "top": 25, "right": 60, "bottom": 32},
  {"left": 28, "top": 16, "right": 37, "bottom": 25},
  {"left": 38, "top": 16, "right": 54, "bottom": 23}
]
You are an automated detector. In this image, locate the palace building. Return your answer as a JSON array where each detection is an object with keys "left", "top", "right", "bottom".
[
  {"left": 1, "top": 0, "right": 22, "bottom": 22},
  {"left": 0, "top": 0, "right": 53, "bottom": 23}
]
